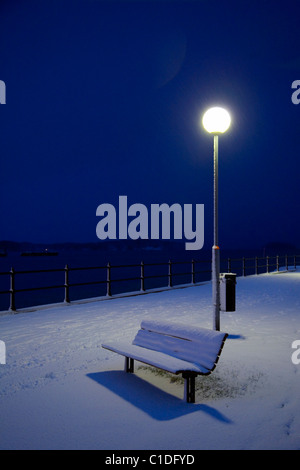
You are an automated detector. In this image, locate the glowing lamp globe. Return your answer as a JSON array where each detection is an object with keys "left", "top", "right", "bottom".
[{"left": 202, "top": 107, "right": 231, "bottom": 134}]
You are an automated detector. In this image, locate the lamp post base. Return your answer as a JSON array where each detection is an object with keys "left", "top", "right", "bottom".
[{"left": 212, "top": 245, "right": 220, "bottom": 331}]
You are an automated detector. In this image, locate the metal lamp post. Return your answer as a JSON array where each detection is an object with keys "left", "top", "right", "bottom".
[{"left": 202, "top": 107, "right": 231, "bottom": 330}]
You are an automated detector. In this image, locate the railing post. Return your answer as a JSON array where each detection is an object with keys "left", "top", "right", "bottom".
[
  {"left": 276, "top": 255, "right": 279, "bottom": 272},
  {"left": 266, "top": 256, "right": 269, "bottom": 273},
  {"left": 140, "top": 261, "right": 145, "bottom": 292},
  {"left": 168, "top": 259, "right": 172, "bottom": 288},
  {"left": 255, "top": 256, "right": 258, "bottom": 275},
  {"left": 242, "top": 257, "right": 246, "bottom": 277},
  {"left": 64, "top": 264, "right": 70, "bottom": 303},
  {"left": 106, "top": 262, "right": 112, "bottom": 297},
  {"left": 191, "top": 259, "right": 195, "bottom": 284},
  {"left": 9, "top": 267, "right": 16, "bottom": 312},
  {"left": 294, "top": 255, "right": 297, "bottom": 270},
  {"left": 286, "top": 255, "right": 288, "bottom": 271},
  {"left": 227, "top": 257, "right": 231, "bottom": 273}
]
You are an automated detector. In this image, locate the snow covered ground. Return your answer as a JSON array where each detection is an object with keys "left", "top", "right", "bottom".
[{"left": 0, "top": 269, "right": 300, "bottom": 450}]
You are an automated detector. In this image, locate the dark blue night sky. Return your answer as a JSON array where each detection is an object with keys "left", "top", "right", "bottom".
[{"left": 0, "top": 0, "right": 300, "bottom": 253}]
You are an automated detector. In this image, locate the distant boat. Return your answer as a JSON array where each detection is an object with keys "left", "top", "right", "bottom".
[{"left": 21, "top": 249, "right": 58, "bottom": 257}]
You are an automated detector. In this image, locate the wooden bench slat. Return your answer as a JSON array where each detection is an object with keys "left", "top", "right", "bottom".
[{"left": 141, "top": 319, "right": 227, "bottom": 346}]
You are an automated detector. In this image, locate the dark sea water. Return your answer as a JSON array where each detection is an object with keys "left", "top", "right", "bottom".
[{"left": 0, "top": 245, "right": 296, "bottom": 312}]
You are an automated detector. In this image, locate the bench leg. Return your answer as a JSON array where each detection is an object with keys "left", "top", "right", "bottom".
[
  {"left": 124, "top": 357, "right": 134, "bottom": 373},
  {"left": 183, "top": 373, "right": 196, "bottom": 403}
]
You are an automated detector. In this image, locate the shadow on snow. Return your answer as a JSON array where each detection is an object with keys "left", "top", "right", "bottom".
[{"left": 87, "top": 370, "right": 233, "bottom": 423}]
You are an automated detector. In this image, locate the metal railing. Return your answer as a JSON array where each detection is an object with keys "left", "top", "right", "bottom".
[
  {"left": 0, "top": 254, "right": 299, "bottom": 312},
  {"left": 0, "top": 258, "right": 212, "bottom": 312},
  {"left": 225, "top": 254, "right": 299, "bottom": 276}
]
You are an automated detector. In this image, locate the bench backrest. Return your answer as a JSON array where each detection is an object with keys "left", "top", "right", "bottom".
[{"left": 132, "top": 319, "right": 228, "bottom": 372}]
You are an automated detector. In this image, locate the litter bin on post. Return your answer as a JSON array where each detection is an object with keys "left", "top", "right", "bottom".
[{"left": 220, "top": 273, "right": 236, "bottom": 312}]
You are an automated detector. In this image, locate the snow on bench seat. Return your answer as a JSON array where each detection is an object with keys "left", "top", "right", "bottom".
[
  {"left": 102, "top": 319, "right": 228, "bottom": 403},
  {"left": 101, "top": 341, "right": 210, "bottom": 374}
]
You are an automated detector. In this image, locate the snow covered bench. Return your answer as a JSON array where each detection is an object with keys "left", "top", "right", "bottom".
[{"left": 102, "top": 320, "right": 228, "bottom": 403}]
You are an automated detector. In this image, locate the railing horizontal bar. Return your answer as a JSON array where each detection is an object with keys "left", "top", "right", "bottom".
[
  {"left": 172, "top": 271, "right": 194, "bottom": 277},
  {"left": 170, "top": 261, "right": 191, "bottom": 265},
  {"left": 111, "top": 276, "right": 141, "bottom": 283},
  {"left": 69, "top": 266, "right": 106, "bottom": 271},
  {"left": 110, "top": 264, "right": 141, "bottom": 269},
  {"left": 15, "top": 284, "right": 64, "bottom": 293},
  {"left": 69, "top": 280, "right": 107, "bottom": 287},
  {"left": 143, "top": 262, "right": 169, "bottom": 267},
  {"left": 16, "top": 268, "right": 64, "bottom": 274},
  {"left": 143, "top": 274, "right": 168, "bottom": 280},
  {"left": 194, "top": 270, "right": 212, "bottom": 274}
]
